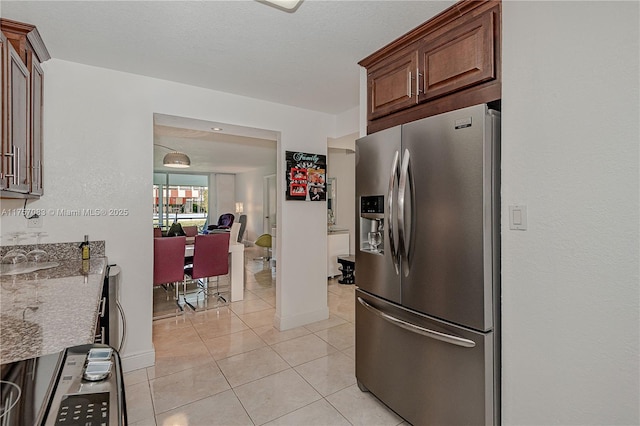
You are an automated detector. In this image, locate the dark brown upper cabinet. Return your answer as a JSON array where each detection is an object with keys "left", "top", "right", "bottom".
[
  {"left": 1, "top": 18, "right": 50, "bottom": 198},
  {"left": 360, "top": 0, "right": 501, "bottom": 134},
  {"left": 367, "top": 44, "right": 420, "bottom": 120}
]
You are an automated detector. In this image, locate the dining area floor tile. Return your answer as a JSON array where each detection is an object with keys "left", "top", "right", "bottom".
[{"left": 130, "top": 246, "right": 405, "bottom": 425}]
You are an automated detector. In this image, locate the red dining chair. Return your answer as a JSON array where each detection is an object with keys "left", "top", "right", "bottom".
[
  {"left": 182, "top": 225, "right": 198, "bottom": 237},
  {"left": 184, "top": 233, "right": 230, "bottom": 307},
  {"left": 153, "top": 236, "right": 186, "bottom": 311},
  {"left": 153, "top": 227, "right": 162, "bottom": 238},
  {"left": 182, "top": 224, "right": 198, "bottom": 247}
]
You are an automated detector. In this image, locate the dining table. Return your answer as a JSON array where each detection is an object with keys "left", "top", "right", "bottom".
[{"left": 184, "top": 241, "right": 245, "bottom": 302}]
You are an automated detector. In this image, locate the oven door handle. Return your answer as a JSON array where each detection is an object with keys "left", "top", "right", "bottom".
[
  {"left": 0, "top": 380, "right": 22, "bottom": 426},
  {"left": 357, "top": 297, "right": 476, "bottom": 348}
]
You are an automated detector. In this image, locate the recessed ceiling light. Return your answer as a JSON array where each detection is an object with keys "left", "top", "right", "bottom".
[{"left": 212, "top": 127, "right": 223, "bottom": 131}]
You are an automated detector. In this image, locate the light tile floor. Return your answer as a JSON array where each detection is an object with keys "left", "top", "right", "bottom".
[{"left": 128, "top": 247, "right": 407, "bottom": 426}]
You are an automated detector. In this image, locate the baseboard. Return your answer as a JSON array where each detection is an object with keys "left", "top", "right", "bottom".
[
  {"left": 120, "top": 348, "right": 155, "bottom": 373},
  {"left": 274, "top": 306, "right": 329, "bottom": 331}
]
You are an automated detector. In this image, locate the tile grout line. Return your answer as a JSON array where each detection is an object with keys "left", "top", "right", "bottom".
[{"left": 143, "top": 248, "right": 366, "bottom": 425}]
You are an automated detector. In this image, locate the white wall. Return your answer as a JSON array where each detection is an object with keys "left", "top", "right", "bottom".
[
  {"left": 213, "top": 173, "right": 236, "bottom": 219},
  {"left": 327, "top": 129, "right": 358, "bottom": 253},
  {"left": 328, "top": 148, "right": 356, "bottom": 253},
  {"left": 334, "top": 106, "right": 359, "bottom": 138},
  {"left": 500, "top": 2, "right": 639, "bottom": 424},
  {"left": 235, "top": 165, "right": 277, "bottom": 243},
  {"left": 0, "top": 59, "right": 335, "bottom": 370}
]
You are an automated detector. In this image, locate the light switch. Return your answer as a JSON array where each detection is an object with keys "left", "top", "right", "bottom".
[
  {"left": 509, "top": 205, "right": 527, "bottom": 230},
  {"left": 513, "top": 209, "right": 522, "bottom": 225}
]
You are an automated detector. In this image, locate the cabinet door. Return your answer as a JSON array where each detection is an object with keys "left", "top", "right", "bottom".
[
  {"left": 30, "top": 60, "right": 43, "bottom": 195},
  {"left": 367, "top": 46, "right": 419, "bottom": 121},
  {"left": 419, "top": 8, "right": 497, "bottom": 102},
  {"left": 5, "top": 43, "right": 30, "bottom": 193}
]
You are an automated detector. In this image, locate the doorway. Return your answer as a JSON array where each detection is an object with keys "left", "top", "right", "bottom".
[
  {"left": 152, "top": 114, "right": 278, "bottom": 318},
  {"left": 263, "top": 174, "right": 277, "bottom": 233},
  {"left": 262, "top": 174, "right": 277, "bottom": 264}
]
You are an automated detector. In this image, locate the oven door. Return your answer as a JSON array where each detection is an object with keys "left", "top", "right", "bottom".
[{"left": 0, "top": 352, "right": 63, "bottom": 426}]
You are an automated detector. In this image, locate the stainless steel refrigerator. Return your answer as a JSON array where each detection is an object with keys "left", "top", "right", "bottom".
[{"left": 355, "top": 103, "right": 500, "bottom": 425}]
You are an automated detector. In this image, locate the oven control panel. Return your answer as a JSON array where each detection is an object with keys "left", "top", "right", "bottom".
[
  {"left": 43, "top": 344, "right": 126, "bottom": 426},
  {"left": 53, "top": 392, "right": 109, "bottom": 425}
]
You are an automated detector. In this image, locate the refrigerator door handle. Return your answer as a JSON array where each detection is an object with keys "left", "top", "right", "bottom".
[
  {"left": 357, "top": 297, "right": 476, "bottom": 348},
  {"left": 388, "top": 150, "right": 400, "bottom": 274},
  {"left": 398, "top": 148, "right": 412, "bottom": 275}
]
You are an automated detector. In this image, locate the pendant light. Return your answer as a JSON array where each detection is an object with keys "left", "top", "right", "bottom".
[{"left": 155, "top": 144, "right": 191, "bottom": 168}]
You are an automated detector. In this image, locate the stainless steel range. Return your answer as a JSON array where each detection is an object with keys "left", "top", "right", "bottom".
[{"left": 0, "top": 344, "right": 126, "bottom": 425}]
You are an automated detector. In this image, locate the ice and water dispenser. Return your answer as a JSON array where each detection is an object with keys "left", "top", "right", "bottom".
[{"left": 360, "top": 195, "right": 384, "bottom": 255}]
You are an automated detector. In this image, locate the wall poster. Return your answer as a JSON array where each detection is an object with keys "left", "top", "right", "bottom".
[{"left": 285, "top": 151, "right": 326, "bottom": 201}]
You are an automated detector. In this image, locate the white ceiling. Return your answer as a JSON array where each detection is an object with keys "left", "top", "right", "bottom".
[
  {"left": 153, "top": 114, "right": 279, "bottom": 174},
  {"left": 2, "top": 0, "right": 454, "bottom": 173}
]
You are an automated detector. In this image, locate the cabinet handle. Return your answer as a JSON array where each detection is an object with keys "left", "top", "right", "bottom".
[
  {"left": 5, "top": 146, "right": 19, "bottom": 186},
  {"left": 15, "top": 147, "right": 19, "bottom": 186},
  {"left": 4, "top": 151, "right": 14, "bottom": 183},
  {"left": 31, "top": 161, "right": 41, "bottom": 189},
  {"left": 99, "top": 296, "right": 106, "bottom": 317},
  {"left": 35, "top": 160, "right": 41, "bottom": 190},
  {"left": 408, "top": 70, "right": 422, "bottom": 100},
  {"left": 95, "top": 327, "right": 106, "bottom": 344},
  {"left": 4, "top": 148, "right": 18, "bottom": 185}
]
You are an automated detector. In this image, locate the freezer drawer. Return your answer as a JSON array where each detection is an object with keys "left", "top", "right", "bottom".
[{"left": 355, "top": 289, "right": 498, "bottom": 425}]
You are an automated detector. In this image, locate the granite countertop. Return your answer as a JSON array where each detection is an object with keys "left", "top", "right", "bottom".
[{"left": 0, "top": 257, "right": 107, "bottom": 364}]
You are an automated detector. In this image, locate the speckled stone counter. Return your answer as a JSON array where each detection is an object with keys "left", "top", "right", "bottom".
[
  {"left": 0, "top": 257, "right": 107, "bottom": 364},
  {"left": 0, "top": 240, "right": 105, "bottom": 261}
]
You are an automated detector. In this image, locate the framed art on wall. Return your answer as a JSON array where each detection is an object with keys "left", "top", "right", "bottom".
[{"left": 285, "top": 151, "right": 326, "bottom": 201}]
